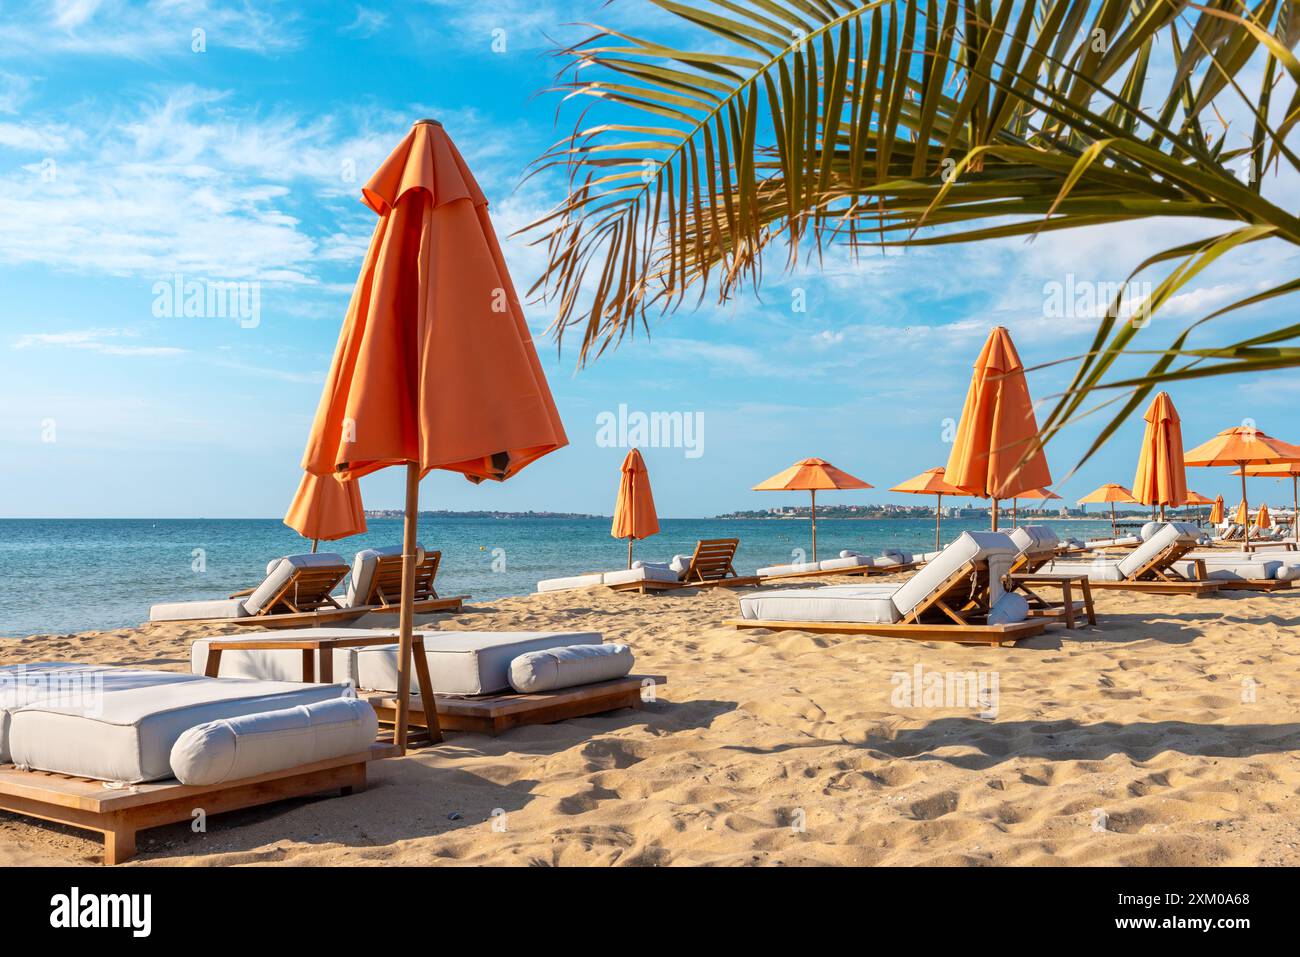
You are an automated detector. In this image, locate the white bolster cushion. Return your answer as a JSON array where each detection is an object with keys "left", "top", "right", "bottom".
[
  {"left": 509, "top": 643, "right": 634, "bottom": 693},
  {"left": 169, "top": 696, "right": 377, "bottom": 786},
  {"left": 988, "top": 592, "right": 1030, "bottom": 625},
  {"left": 669, "top": 554, "right": 692, "bottom": 575}
]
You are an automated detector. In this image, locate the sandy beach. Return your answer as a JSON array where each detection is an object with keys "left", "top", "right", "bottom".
[{"left": 4, "top": 575, "right": 1298, "bottom": 867}]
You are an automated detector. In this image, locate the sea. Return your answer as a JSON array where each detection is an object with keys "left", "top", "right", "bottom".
[{"left": 0, "top": 516, "right": 1120, "bottom": 638}]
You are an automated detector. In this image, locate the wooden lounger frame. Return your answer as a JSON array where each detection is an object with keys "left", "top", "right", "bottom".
[
  {"left": 607, "top": 538, "right": 761, "bottom": 593},
  {"left": 0, "top": 743, "right": 398, "bottom": 865},
  {"left": 757, "top": 560, "right": 919, "bottom": 583},
  {"left": 156, "top": 561, "right": 364, "bottom": 628},
  {"left": 726, "top": 558, "right": 1048, "bottom": 646},
  {"left": 356, "top": 550, "right": 468, "bottom": 614},
  {"left": 369, "top": 675, "right": 667, "bottom": 737}
]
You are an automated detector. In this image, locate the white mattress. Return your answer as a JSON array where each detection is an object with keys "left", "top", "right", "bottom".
[
  {"left": 536, "top": 573, "right": 604, "bottom": 593},
  {"left": 739, "top": 584, "right": 902, "bottom": 624},
  {"left": 602, "top": 565, "right": 680, "bottom": 587},
  {"left": 1, "top": 663, "right": 205, "bottom": 763},
  {"left": 150, "top": 597, "right": 250, "bottom": 622},
  {"left": 354, "top": 630, "right": 604, "bottom": 695},
  {"left": 7, "top": 676, "right": 349, "bottom": 783},
  {"left": 1042, "top": 558, "right": 1126, "bottom": 581}
]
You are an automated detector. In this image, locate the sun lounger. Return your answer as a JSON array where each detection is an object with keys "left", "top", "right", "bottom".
[
  {"left": 148, "top": 552, "right": 364, "bottom": 627},
  {"left": 1041, "top": 522, "right": 1222, "bottom": 595},
  {"left": 538, "top": 538, "right": 759, "bottom": 594},
  {"left": 757, "top": 549, "right": 920, "bottom": 582},
  {"left": 726, "top": 531, "right": 1047, "bottom": 645},
  {"left": 0, "top": 662, "right": 391, "bottom": 863},
  {"left": 344, "top": 545, "right": 468, "bottom": 613},
  {"left": 1006, "top": 525, "right": 1061, "bottom": 574},
  {"left": 1168, "top": 551, "right": 1300, "bottom": 590}
]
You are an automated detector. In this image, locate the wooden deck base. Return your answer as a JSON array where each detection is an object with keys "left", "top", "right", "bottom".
[
  {"left": 361, "top": 595, "right": 469, "bottom": 615},
  {"left": 369, "top": 674, "right": 667, "bottom": 736},
  {"left": 0, "top": 743, "right": 398, "bottom": 864},
  {"left": 724, "top": 618, "right": 1046, "bottom": 646},
  {"left": 1210, "top": 579, "right": 1293, "bottom": 591},
  {"left": 1086, "top": 580, "right": 1222, "bottom": 596}
]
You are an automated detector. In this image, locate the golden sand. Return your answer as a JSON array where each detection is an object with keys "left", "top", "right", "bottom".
[{"left": 2, "top": 579, "right": 1299, "bottom": 866}]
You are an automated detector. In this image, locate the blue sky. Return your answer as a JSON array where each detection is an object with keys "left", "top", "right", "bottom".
[{"left": 2, "top": 0, "right": 1298, "bottom": 519}]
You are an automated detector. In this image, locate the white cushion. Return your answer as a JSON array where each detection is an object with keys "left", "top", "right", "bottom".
[
  {"left": 1174, "top": 555, "right": 1284, "bottom": 581},
  {"left": 354, "top": 631, "right": 604, "bottom": 695},
  {"left": 244, "top": 552, "right": 346, "bottom": 615},
  {"left": 1, "top": 664, "right": 204, "bottom": 762},
  {"left": 345, "top": 545, "right": 424, "bottom": 607},
  {"left": 602, "top": 565, "right": 680, "bottom": 586},
  {"left": 188, "top": 628, "right": 381, "bottom": 685},
  {"left": 508, "top": 643, "right": 634, "bottom": 693},
  {"left": 169, "top": 697, "right": 377, "bottom": 786},
  {"left": 891, "top": 532, "right": 1016, "bottom": 616},
  {"left": 1042, "top": 557, "right": 1125, "bottom": 582},
  {"left": 1117, "top": 523, "right": 1194, "bottom": 578},
  {"left": 988, "top": 592, "right": 1029, "bottom": 625},
  {"left": 1140, "top": 521, "right": 1161, "bottom": 541},
  {"left": 1009, "top": 524, "right": 1059, "bottom": 557},
  {"left": 149, "top": 597, "right": 249, "bottom": 622},
  {"left": 738, "top": 584, "right": 902, "bottom": 624},
  {"left": 536, "top": 573, "right": 605, "bottom": 593},
  {"left": 669, "top": 554, "right": 692, "bottom": 575},
  {"left": 817, "top": 555, "right": 872, "bottom": 572},
  {"left": 7, "top": 677, "right": 350, "bottom": 783},
  {"left": 757, "top": 562, "right": 820, "bottom": 577}
]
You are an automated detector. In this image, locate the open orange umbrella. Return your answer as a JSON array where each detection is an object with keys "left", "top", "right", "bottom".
[
  {"left": 1131, "top": 392, "right": 1187, "bottom": 521},
  {"left": 1009, "top": 487, "right": 1060, "bottom": 527},
  {"left": 891, "top": 466, "right": 966, "bottom": 550},
  {"left": 753, "top": 458, "right": 872, "bottom": 561},
  {"left": 1184, "top": 426, "right": 1300, "bottom": 546},
  {"left": 1233, "top": 463, "right": 1300, "bottom": 543},
  {"left": 1209, "top": 494, "right": 1224, "bottom": 524},
  {"left": 301, "top": 120, "right": 568, "bottom": 748},
  {"left": 1181, "top": 490, "right": 1214, "bottom": 523},
  {"left": 944, "top": 327, "right": 1051, "bottom": 530},
  {"left": 1256, "top": 503, "right": 1272, "bottom": 529},
  {"left": 284, "top": 471, "right": 367, "bottom": 550},
  {"left": 1078, "top": 483, "right": 1136, "bottom": 538},
  {"left": 611, "top": 448, "right": 659, "bottom": 567}
]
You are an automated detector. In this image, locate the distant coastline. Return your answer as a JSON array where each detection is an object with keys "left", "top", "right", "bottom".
[{"left": 364, "top": 509, "right": 609, "bottom": 520}]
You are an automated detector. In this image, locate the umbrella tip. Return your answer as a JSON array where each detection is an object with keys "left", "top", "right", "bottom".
[{"left": 414, "top": 118, "right": 443, "bottom": 127}]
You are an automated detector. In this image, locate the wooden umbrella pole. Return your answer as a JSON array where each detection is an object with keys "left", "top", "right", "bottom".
[
  {"left": 311, "top": 539, "right": 319, "bottom": 554},
  {"left": 1293, "top": 477, "right": 1298, "bottom": 543},
  {"left": 991, "top": 497, "right": 999, "bottom": 531},
  {"left": 1240, "top": 466, "right": 1250, "bottom": 547},
  {"left": 395, "top": 462, "right": 420, "bottom": 752},
  {"left": 810, "top": 489, "right": 818, "bottom": 563},
  {"left": 627, "top": 536, "right": 633, "bottom": 569},
  {"left": 1110, "top": 502, "right": 1117, "bottom": 539},
  {"left": 934, "top": 493, "right": 942, "bottom": 551}
]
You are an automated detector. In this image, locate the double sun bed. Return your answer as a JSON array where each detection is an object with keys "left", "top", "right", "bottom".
[{"left": 148, "top": 545, "right": 468, "bottom": 627}]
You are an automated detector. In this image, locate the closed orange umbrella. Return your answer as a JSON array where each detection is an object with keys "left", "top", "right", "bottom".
[
  {"left": 891, "top": 466, "right": 966, "bottom": 550},
  {"left": 1234, "top": 499, "right": 1249, "bottom": 525},
  {"left": 1209, "top": 494, "right": 1225, "bottom": 524},
  {"left": 1257, "top": 503, "right": 1272, "bottom": 529},
  {"left": 753, "top": 458, "right": 872, "bottom": 561},
  {"left": 301, "top": 120, "right": 568, "bottom": 748},
  {"left": 611, "top": 448, "right": 659, "bottom": 567},
  {"left": 1131, "top": 392, "right": 1187, "bottom": 521},
  {"left": 1185, "top": 426, "right": 1300, "bottom": 546},
  {"left": 1233, "top": 463, "right": 1300, "bottom": 543},
  {"left": 944, "top": 327, "right": 1051, "bottom": 530},
  {"left": 284, "top": 472, "right": 367, "bottom": 549},
  {"left": 1078, "top": 483, "right": 1136, "bottom": 538},
  {"left": 1009, "top": 487, "right": 1060, "bottom": 527}
]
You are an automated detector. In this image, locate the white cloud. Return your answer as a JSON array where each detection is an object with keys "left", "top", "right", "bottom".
[
  {"left": 13, "top": 327, "right": 185, "bottom": 356},
  {"left": 343, "top": 5, "right": 388, "bottom": 38},
  {"left": 0, "top": 70, "right": 31, "bottom": 113}
]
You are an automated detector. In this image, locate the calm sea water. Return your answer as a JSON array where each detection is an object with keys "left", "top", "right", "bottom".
[{"left": 0, "top": 516, "right": 1118, "bottom": 638}]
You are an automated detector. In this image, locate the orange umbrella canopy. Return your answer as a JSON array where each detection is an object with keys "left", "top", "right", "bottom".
[
  {"left": 284, "top": 472, "right": 367, "bottom": 543},
  {"left": 298, "top": 120, "right": 568, "bottom": 749},
  {"left": 1185, "top": 425, "right": 1300, "bottom": 545},
  {"left": 754, "top": 457, "right": 872, "bottom": 561},
  {"left": 1257, "top": 503, "right": 1272, "bottom": 529},
  {"left": 611, "top": 449, "right": 659, "bottom": 543},
  {"left": 944, "top": 327, "right": 1051, "bottom": 527},
  {"left": 890, "top": 466, "right": 966, "bottom": 496},
  {"left": 1131, "top": 392, "right": 1187, "bottom": 509},
  {"left": 1209, "top": 494, "right": 1225, "bottom": 524},
  {"left": 754, "top": 457, "right": 874, "bottom": 492},
  {"left": 301, "top": 120, "right": 568, "bottom": 484},
  {"left": 1016, "top": 487, "right": 1060, "bottom": 500},
  {"left": 1078, "top": 483, "right": 1136, "bottom": 504},
  {"left": 1182, "top": 490, "right": 1214, "bottom": 505}
]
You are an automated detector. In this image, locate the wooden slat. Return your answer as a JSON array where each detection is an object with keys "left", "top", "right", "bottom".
[{"left": 725, "top": 618, "right": 1045, "bottom": 645}]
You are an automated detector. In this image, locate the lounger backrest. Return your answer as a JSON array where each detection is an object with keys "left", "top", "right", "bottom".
[
  {"left": 244, "top": 552, "right": 348, "bottom": 614},
  {"left": 684, "top": 538, "right": 740, "bottom": 582},
  {"left": 890, "top": 531, "right": 1017, "bottom": 616},
  {"left": 1009, "top": 525, "right": 1059, "bottom": 556},
  {"left": 346, "top": 545, "right": 427, "bottom": 607},
  {"left": 1116, "top": 523, "right": 1196, "bottom": 578},
  {"left": 367, "top": 549, "right": 439, "bottom": 606}
]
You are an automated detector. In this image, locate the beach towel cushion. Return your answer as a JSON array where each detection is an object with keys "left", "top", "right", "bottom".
[
  {"left": 738, "top": 584, "right": 901, "bottom": 624},
  {"left": 891, "top": 532, "right": 1017, "bottom": 616},
  {"left": 169, "top": 696, "right": 378, "bottom": 786},
  {"left": 1, "top": 664, "right": 206, "bottom": 763},
  {"left": 537, "top": 573, "right": 605, "bottom": 593},
  {"left": 244, "top": 552, "right": 347, "bottom": 615},
  {"left": 7, "top": 676, "right": 350, "bottom": 783},
  {"left": 354, "top": 631, "right": 604, "bottom": 695},
  {"left": 509, "top": 643, "right": 634, "bottom": 693},
  {"left": 603, "top": 564, "right": 680, "bottom": 587},
  {"left": 149, "top": 597, "right": 250, "bottom": 622},
  {"left": 188, "top": 628, "right": 379, "bottom": 685}
]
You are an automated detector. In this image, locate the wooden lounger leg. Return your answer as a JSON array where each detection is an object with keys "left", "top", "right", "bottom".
[
  {"left": 204, "top": 647, "right": 223, "bottom": 678},
  {"left": 104, "top": 818, "right": 137, "bottom": 866},
  {"left": 410, "top": 637, "right": 443, "bottom": 745}
]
